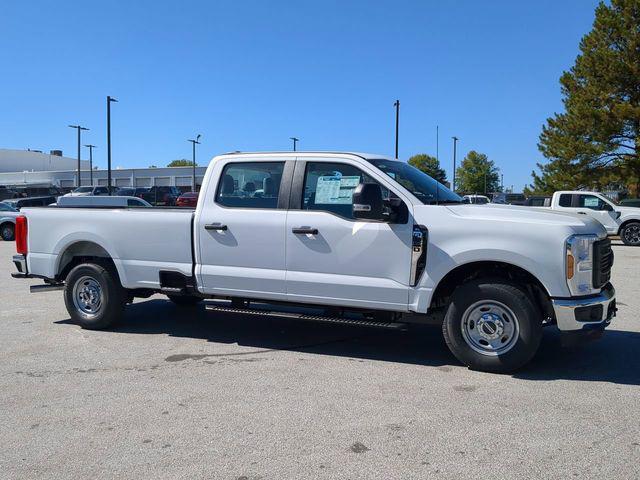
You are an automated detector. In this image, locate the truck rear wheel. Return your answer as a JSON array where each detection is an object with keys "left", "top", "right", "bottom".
[
  {"left": 442, "top": 279, "right": 542, "bottom": 373},
  {"left": 64, "top": 263, "right": 125, "bottom": 330},
  {"left": 620, "top": 221, "right": 640, "bottom": 246}
]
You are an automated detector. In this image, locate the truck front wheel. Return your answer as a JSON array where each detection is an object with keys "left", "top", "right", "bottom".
[
  {"left": 620, "top": 221, "right": 640, "bottom": 246},
  {"left": 64, "top": 263, "right": 125, "bottom": 330},
  {"left": 442, "top": 279, "right": 542, "bottom": 373}
]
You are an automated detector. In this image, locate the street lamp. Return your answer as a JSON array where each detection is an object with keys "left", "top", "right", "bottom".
[
  {"left": 188, "top": 134, "right": 202, "bottom": 192},
  {"left": 68, "top": 125, "right": 89, "bottom": 187},
  {"left": 394, "top": 100, "right": 400, "bottom": 159},
  {"left": 290, "top": 137, "right": 299, "bottom": 152},
  {"left": 452, "top": 136, "right": 459, "bottom": 192},
  {"left": 84, "top": 144, "right": 97, "bottom": 185},
  {"left": 107, "top": 96, "right": 118, "bottom": 195}
]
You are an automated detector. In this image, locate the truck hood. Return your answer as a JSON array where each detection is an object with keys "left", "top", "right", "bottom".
[
  {"left": 616, "top": 206, "right": 640, "bottom": 217},
  {"left": 439, "top": 203, "right": 606, "bottom": 234}
]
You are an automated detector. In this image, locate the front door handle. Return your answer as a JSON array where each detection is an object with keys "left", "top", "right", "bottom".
[
  {"left": 292, "top": 227, "right": 318, "bottom": 235},
  {"left": 205, "top": 223, "right": 228, "bottom": 231}
]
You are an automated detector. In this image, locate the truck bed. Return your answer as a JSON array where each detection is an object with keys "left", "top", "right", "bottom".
[{"left": 22, "top": 207, "right": 194, "bottom": 289}]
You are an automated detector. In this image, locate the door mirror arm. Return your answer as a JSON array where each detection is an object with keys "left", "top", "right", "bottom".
[{"left": 352, "top": 183, "right": 386, "bottom": 222}]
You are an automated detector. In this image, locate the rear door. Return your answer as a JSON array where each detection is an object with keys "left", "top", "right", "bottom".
[
  {"left": 285, "top": 158, "right": 413, "bottom": 311},
  {"left": 196, "top": 158, "right": 293, "bottom": 300}
]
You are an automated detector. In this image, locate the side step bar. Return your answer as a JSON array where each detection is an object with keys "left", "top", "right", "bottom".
[
  {"left": 205, "top": 303, "right": 408, "bottom": 330},
  {"left": 30, "top": 283, "right": 65, "bottom": 293}
]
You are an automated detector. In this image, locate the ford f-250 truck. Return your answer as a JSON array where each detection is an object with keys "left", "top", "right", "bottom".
[
  {"left": 547, "top": 191, "right": 640, "bottom": 246},
  {"left": 11, "top": 152, "right": 616, "bottom": 373}
]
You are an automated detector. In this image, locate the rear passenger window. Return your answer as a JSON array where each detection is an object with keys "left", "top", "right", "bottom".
[
  {"left": 216, "top": 162, "right": 284, "bottom": 209},
  {"left": 558, "top": 194, "right": 572, "bottom": 207}
]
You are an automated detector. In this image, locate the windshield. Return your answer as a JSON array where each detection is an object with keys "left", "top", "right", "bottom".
[
  {"left": 73, "top": 187, "right": 93, "bottom": 193},
  {"left": 366, "top": 159, "right": 462, "bottom": 205},
  {"left": 0, "top": 202, "right": 17, "bottom": 212}
]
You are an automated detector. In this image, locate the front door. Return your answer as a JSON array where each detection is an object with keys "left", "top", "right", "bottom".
[
  {"left": 285, "top": 160, "right": 413, "bottom": 311},
  {"left": 575, "top": 194, "right": 619, "bottom": 234},
  {"left": 196, "top": 159, "right": 289, "bottom": 300}
]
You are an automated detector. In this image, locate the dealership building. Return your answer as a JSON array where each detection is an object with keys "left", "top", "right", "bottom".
[{"left": 0, "top": 148, "right": 207, "bottom": 190}]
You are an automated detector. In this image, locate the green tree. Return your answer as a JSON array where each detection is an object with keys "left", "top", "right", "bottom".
[
  {"left": 408, "top": 154, "right": 447, "bottom": 183},
  {"left": 532, "top": 0, "right": 640, "bottom": 196},
  {"left": 167, "top": 159, "right": 196, "bottom": 167},
  {"left": 456, "top": 151, "right": 500, "bottom": 194}
]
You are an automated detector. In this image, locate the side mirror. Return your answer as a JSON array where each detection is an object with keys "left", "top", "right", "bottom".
[
  {"left": 352, "top": 183, "right": 385, "bottom": 221},
  {"left": 603, "top": 203, "right": 614, "bottom": 212}
]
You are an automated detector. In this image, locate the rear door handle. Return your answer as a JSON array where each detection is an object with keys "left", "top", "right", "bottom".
[
  {"left": 205, "top": 223, "right": 228, "bottom": 231},
  {"left": 292, "top": 227, "right": 318, "bottom": 235}
]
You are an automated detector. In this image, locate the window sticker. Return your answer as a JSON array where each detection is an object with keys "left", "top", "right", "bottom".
[
  {"left": 315, "top": 175, "right": 360, "bottom": 204},
  {"left": 584, "top": 197, "right": 600, "bottom": 208}
]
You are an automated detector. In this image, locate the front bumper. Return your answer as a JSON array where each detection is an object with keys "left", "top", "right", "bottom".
[{"left": 551, "top": 284, "right": 616, "bottom": 332}]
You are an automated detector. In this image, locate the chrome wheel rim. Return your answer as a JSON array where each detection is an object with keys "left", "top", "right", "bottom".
[
  {"left": 72, "top": 276, "right": 104, "bottom": 318},
  {"left": 461, "top": 300, "right": 520, "bottom": 356},
  {"left": 624, "top": 224, "right": 640, "bottom": 244}
]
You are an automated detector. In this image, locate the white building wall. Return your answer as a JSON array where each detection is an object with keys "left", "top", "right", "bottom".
[{"left": 0, "top": 149, "right": 90, "bottom": 173}]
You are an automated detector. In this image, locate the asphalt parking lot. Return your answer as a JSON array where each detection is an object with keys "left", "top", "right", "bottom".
[{"left": 0, "top": 240, "right": 638, "bottom": 479}]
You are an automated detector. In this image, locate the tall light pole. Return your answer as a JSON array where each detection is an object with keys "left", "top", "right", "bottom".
[
  {"left": 68, "top": 125, "right": 89, "bottom": 187},
  {"left": 107, "top": 96, "right": 118, "bottom": 195},
  {"left": 501, "top": 173, "right": 504, "bottom": 191},
  {"left": 188, "top": 134, "right": 201, "bottom": 192},
  {"left": 290, "top": 137, "right": 299, "bottom": 151},
  {"left": 394, "top": 100, "right": 400, "bottom": 159},
  {"left": 84, "top": 144, "right": 97, "bottom": 185},
  {"left": 452, "top": 136, "right": 459, "bottom": 192}
]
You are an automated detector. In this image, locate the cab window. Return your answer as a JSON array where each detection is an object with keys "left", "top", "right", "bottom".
[
  {"left": 216, "top": 162, "right": 284, "bottom": 209},
  {"left": 578, "top": 194, "right": 607, "bottom": 211},
  {"left": 302, "top": 162, "right": 388, "bottom": 220}
]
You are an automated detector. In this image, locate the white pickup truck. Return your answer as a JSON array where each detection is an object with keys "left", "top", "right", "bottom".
[
  {"left": 548, "top": 191, "right": 640, "bottom": 246},
  {"left": 11, "top": 152, "right": 616, "bottom": 373}
]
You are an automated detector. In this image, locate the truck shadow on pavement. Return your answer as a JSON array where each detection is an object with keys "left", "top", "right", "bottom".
[{"left": 57, "top": 298, "right": 640, "bottom": 385}]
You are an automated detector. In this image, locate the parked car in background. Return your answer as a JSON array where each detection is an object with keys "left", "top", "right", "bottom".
[
  {"left": 492, "top": 192, "right": 526, "bottom": 205},
  {"left": 523, "top": 196, "right": 551, "bottom": 207},
  {"left": 2, "top": 196, "right": 57, "bottom": 210},
  {"left": 548, "top": 191, "right": 640, "bottom": 246},
  {"left": 620, "top": 198, "right": 640, "bottom": 208},
  {"left": 462, "top": 194, "right": 490, "bottom": 204},
  {"left": 63, "top": 186, "right": 110, "bottom": 197},
  {"left": 0, "top": 202, "right": 19, "bottom": 240},
  {"left": 176, "top": 191, "right": 199, "bottom": 207},
  {"left": 13, "top": 151, "right": 616, "bottom": 373},
  {"left": 140, "top": 186, "right": 181, "bottom": 206},
  {"left": 9, "top": 185, "right": 62, "bottom": 198},
  {"left": 115, "top": 187, "right": 150, "bottom": 198},
  {"left": 0, "top": 186, "right": 18, "bottom": 202},
  {"left": 56, "top": 196, "right": 152, "bottom": 208}
]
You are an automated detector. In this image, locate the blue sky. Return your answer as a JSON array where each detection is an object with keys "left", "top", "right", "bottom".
[{"left": 1, "top": 0, "right": 600, "bottom": 190}]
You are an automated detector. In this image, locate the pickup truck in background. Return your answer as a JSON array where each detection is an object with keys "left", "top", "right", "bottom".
[
  {"left": 11, "top": 152, "right": 616, "bottom": 373},
  {"left": 547, "top": 191, "right": 640, "bottom": 246},
  {"left": 0, "top": 202, "right": 19, "bottom": 241}
]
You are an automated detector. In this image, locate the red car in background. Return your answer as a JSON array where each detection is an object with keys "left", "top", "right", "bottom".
[{"left": 176, "top": 191, "right": 199, "bottom": 207}]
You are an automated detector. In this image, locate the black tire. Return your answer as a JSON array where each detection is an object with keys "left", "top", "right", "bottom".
[
  {"left": 167, "top": 295, "right": 203, "bottom": 306},
  {"left": 442, "top": 278, "right": 542, "bottom": 373},
  {"left": 620, "top": 221, "right": 640, "bottom": 246},
  {"left": 1, "top": 222, "right": 15, "bottom": 241},
  {"left": 64, "top": 263, "right": 125, "bottom": 330}
]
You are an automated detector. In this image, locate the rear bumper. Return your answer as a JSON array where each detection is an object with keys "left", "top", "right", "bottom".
[
  {"left": 551, "top": 284, "right": 616, "bottom": 332},
  {"left": 11, "top": 254, "right": 28, "bottom": 278}
]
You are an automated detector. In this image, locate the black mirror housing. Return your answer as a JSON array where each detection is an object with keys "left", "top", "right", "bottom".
[{"left": 352, "top": 183, "right": 385, "bottom": 221}]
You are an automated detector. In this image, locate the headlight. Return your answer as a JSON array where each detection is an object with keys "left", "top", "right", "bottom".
[{"left": 566, "top": 234, "right": 597, "bottom": 295}]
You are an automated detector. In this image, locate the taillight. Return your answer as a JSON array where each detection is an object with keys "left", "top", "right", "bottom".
[{"left": 16, "top": 215, "right": 28, "bottom": 255}]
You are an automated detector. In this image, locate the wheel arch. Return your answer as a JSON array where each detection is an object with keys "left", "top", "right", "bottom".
[
  {"left": 55, "top": 240, "right": 122, "bottom": 284},
  {"left": 429, "top": 261, "right": 553, "bottom": 320},
  {"left": 618, "top": 218, "right": 640, "bottom": 236}
]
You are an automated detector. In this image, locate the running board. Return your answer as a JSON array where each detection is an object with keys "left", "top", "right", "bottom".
[
  {"left": 30, "top": 283, "right": 65, "bottom": 293},
  {"left": 205, "top": 304, "right": 408, "bottom": 330}
]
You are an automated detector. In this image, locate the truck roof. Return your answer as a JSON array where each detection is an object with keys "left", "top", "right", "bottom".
[{"left": 221, "top": 151, "right": 397, "bottom": 161}]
